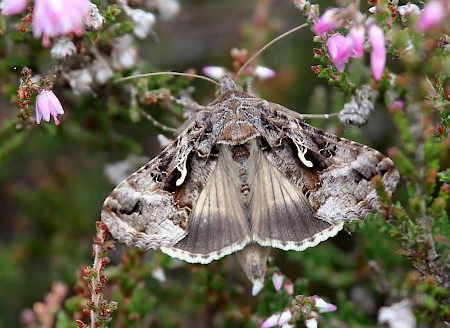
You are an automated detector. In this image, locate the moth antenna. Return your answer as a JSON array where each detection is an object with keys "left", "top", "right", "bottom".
[
  {"left": 140, "top": 108, "right": 178, "bottom": 134},
  {"left": 236, "top": 23, "right": 308, "bottom": 78},
  {"left": 115, "top": 71, "right": 219, "bottom": 86}
]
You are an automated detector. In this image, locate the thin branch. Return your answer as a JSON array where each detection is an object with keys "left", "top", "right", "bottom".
[
  {"left": 90, "top": 244, "right": 102, "bottom": 328},
  {"left": 170, "top": 96, "right": 213, "bottom": 113}
]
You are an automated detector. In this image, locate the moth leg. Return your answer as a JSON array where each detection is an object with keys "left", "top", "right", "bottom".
[
  {"left": 140, "top": 108, "right": 177, "bottom": 134},
  {"left": 269, "top": 102, "right": 339, "bottom": 121}
]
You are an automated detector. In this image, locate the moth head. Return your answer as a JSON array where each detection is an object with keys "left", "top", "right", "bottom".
[{"left": 219, "top": 75, "right": 243, "bottom": 94}]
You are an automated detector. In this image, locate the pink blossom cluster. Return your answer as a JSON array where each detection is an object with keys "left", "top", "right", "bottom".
[
  {"left": 417, "top": 0, "right": 450, "bottom": 33},
  {"left": 314, "top": 1, "right": 450, "bottom": 81},
  {"left": 260, "top": 295, "right": 337, "bottom": 328},
  {"left": 0, "top": 0, "right": 92, "bottom": 46},
  {"left": 271, "top": 271, "right": 294, "bottom": 294},
  {"left": 314, "top": 8, "right": 386, "bottom": 81}
]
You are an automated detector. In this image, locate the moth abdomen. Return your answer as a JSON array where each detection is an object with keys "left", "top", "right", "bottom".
[{"left": 231, "top": 144, "right": 251, "bottom": 164}]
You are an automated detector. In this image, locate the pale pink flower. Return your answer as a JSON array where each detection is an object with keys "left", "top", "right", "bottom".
[
  {"left": 392, "top": 100, "right": 405, "bottom": 110},
  {"left": 272, "top": 272, "right": 284, "bottom": 291},
  {"left": 91, "top": 59, "right": 114, "bottom": 84},
  {"left": 312, "top": 296, "right": 337, "bottom": 313},
  {"left": 261, "top": 314, "right": 279, "bottom": 328},
  {"left": 128, "top": 9, "right": 155, "bottom": 39},
  {"left": 151, "top": 267, "right": 166, "bottom": 283},
  {"left": 155, "top": 0, "right": 180, "bottom": 20},
  {"left": 111, "top": 35, "right": 138, "bottom": 70},
  {"left": 277, "top": 310, "right": 292, "bottom": 326},
  {"left": 326, "top": 33, "right": 355, "bottom": 72},
  {"left": 254, "top": 66, "right": 276, "bottom": 80},
  {"left": 0, "top": 0, "right": 27, "bottom": 15},
  {"left": 281, "top": 324, "right": 294, "bottom": 328},
  {"left": 349, "top": 26, "right": 365, "bottom": 57},
  {"left": 313, "top": 8, "right": 343, "bottom": 34},
  {"left": 203, "top": 66, "right": 227, "bottom": 80},
  {"left": 398, "top": 3, "right": 420, "bottom": 25},
  {"left": 157, "top": 134, "right": 171, "bottom": 148},
  {"left": 417, "top": 0, "right": 447, "bottom": 33},
  {"left": 368, "top": 24, "right": 386, "bottom": 81},
  {"left": 378, "top": 300, "right": 416, "bottom": 328},
  {"left": 252, "top": 278, "right": 264, "bottom": 296},
  {"left": 283, "top": 280, "right": 294, "bottom": 295},
  {"left": 35, "top": 89, "right": 64, "bottom": 125},
  {"left": 68, "top": 69, "right": 93, "bottom": 95},
  {"left": 305, "top": 318, "right": 318, "bottom": 328},
  {"left": 32, "top": 0, "right": 91, "bottom": 46}
]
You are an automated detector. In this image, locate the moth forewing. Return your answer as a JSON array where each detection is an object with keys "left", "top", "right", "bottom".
[
  {"left": 101, "top": 121, "right": 210, "bottom": 250},
  {"left": 101, "top": 76, "right": 399, "bottom": 291}
]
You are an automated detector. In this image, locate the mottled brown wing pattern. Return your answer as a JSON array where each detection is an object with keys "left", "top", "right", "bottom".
[
  {"left": 101, "top": 122, "right": 212, "bottom": 250},
  {"left": 264, "top": 109, "right": 399, "bottom": 225}
]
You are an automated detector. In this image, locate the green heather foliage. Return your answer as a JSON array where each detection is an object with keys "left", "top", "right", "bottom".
[{"left": 0, "top": 1, "right": 448, "bottom": 327}]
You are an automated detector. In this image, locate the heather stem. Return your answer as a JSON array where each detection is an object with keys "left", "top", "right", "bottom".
[{"left": 90, "top": 243, "right": 102, "bottom": 328}]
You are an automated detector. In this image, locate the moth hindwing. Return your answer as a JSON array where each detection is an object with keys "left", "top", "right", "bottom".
[{"left": 101, "top": 76, "right": 399, "bottom": 288}]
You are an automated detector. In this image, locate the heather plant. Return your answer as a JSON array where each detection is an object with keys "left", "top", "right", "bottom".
[{"left": 0, "top": 0, "right": 448, "bottom": 327}]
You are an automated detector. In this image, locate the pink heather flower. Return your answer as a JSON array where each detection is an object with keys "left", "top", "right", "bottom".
[
  {"left": 313, "top": 296, "right": 337, "bottom": 313},
  {"left": 272, "top": 272, "right": 284, "bottom": 291},
  {"left": 392, "top": 100, "right": 405, "bottom": 110},
  {"left": 156, "top": 0, "right": 180, "bottom": 20},
  {"left": 261, "top": 314, "right": 279, "bottom": 328},
  {"left": 398, "top": 3, "right": 420, "bottom": 25},
  {"left": 252, "top": 278, "right": 265, "bottom": 296},
  {"left": 305, "top": 318, "right": 318, "bottom": 328},
  {"left": 349, "top": 26, "right": 365, "bottom": 57},
  {"left": 313, "top": 8, "right": 343, "bottom": 34},
  {"left": 326, "top": 33, "right": 355, "bottom": 72},
  {"left": 283, "top": 280, "right": 294, "bottom": 295},
  {"left": 254, "top": 66, "right": 276, "bottom": 80},
  {"left": 378, "top": 300, "right": 416, "bottom": 328},
  {"left": 417, "top": 0, "right": 447, "bottom": 33},
  {"left": 368, "top": 24, "right": 386, "bottom": 81},
  {"left": 277, "top": 310, "right": 292, "bottom": 326},
  {"left": 32, "top": 0, "right": 91, "bottom": 47},
  {"left": 35, "top": 89, "right": 64, "bottom": 125},
  {"left": 0, "top": 0, "right": 28, "bottom": 15},
  {"left": 128, "top": 9, "right": 155, "bottom": 39},
  {"left": 151, "top": 267, "right": 166, "bottom": 283},
  {"left": 203, "top": 66, "right": 227, "bottom": 80}
]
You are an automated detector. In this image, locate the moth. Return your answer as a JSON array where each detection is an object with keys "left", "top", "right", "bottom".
[{"left": 101, "top": 76, "right": 399, "bottom": 292}]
